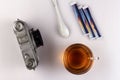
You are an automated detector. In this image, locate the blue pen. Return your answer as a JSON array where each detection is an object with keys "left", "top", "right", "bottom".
[
  {"left": 83, "top": 6, "right": 101, "bottom": 38},
  {"left": 71, "top": 2, "right": 89, "bottom": 34},
  {"left": 78, "top": 6, "right": 96, "bottom": 38}
]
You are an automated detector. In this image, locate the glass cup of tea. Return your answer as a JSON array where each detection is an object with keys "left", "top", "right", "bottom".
[{"left": 63, "top": 43, "right": 99, "bottom": 75}]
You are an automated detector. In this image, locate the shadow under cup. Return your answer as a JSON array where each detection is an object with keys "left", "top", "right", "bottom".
[{"left": 63, "top": 44, "right": 94, "bottom": 75}]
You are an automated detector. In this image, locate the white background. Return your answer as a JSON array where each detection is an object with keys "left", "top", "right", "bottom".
[{"left": 0, "top": 0, "right": 120, "bottom": 80}]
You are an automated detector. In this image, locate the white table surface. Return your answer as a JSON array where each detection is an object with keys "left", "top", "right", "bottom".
[{"left": 0, "top": 0, "right": 120, "bottom": 80}]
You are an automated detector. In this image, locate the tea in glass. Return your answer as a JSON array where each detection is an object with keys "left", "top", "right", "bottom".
[{"left": 63, "top": 43, "right": 94, "bottom": 75}]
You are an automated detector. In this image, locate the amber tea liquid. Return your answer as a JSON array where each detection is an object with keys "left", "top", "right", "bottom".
[{"left": 63, "top": 44, "right": 93, "bottom": 75}]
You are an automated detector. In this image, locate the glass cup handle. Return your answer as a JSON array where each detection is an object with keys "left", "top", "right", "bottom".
[{"left": 89, "top": 57, "right": 100, "bottom": 60}]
